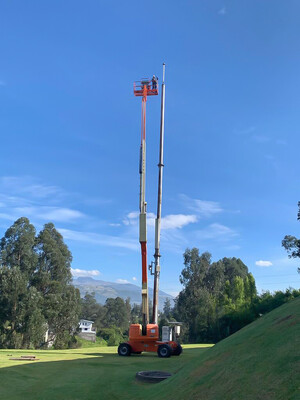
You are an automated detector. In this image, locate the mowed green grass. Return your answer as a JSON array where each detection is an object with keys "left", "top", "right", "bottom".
[
  {"left": 0, "top": 344, "right": 212, "bottom": 400},
  {"left": 152, "top": 297, "right": 300, "bottom": 400},
  {"left": 0, "top": 298, "right": 299, "bottom": 400}
]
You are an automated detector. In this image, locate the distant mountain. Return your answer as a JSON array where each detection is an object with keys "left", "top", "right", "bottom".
[{"left": 72, "top": 277, "right": 174, "bottom": 310}]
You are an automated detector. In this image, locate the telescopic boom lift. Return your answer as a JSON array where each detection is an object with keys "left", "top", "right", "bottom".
[{"left": 118, "top": 64, "right": 182, "bottom": 358}]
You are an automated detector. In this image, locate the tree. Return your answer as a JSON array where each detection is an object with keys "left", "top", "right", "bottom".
[
  {"left": 34, "top": 223, "right": 72, "bottom": 292},
  {"left": 163, "top": 298, "right": 172, "bottom": 319},
  {"left": 34, "top": 223, "right": 80, "bottom": 348},
  {"left": 80, "top": 292, "right": 106, "bottom": 331},
  {"left": 81, "top": 292, "right": 101, "bottom": 320},
  {"left": 282, "top": 201, "right": 300, "bottom": 273},
  {"left": 175, "top": 248, "right": 257, "bottom": 343},
  {"left": 0, "top": 217, "right": 37, "bottom": 275},
  {"left": 0, "top": 219, "right": 81, "bottom": 349},
  {"left": 0, "top": 266, "right": 28, "bottom": 347},
  {"left": 103, "top": 297, "right": 129, "bottom": 331}
]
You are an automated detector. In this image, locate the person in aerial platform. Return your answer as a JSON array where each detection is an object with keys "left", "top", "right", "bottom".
[{"left": 152, "top": 75, "right": 158, "bottom": 90}]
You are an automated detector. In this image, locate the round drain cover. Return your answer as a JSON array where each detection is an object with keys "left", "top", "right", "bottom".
[{"left": 136, "top": 370, "right": 172, "bottom": 383}]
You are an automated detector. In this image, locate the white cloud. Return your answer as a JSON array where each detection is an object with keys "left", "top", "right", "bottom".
[
  {"left": 196, "top": 223, "right": 238, "bottom": 241},
  {"left": 1, "top": 176, "right": 63, "bottom": 199},
  {"left": 255, "top": 260, "right": 273, "bottom": 267},
  {"left": 218, "top": 7, "right": 226, "bottom": 15},
  {"left": 116, "top": 279, "right": 130, "bottom": 284},
  {"left": 132, "top": 277, "right": 137, "bottom": 281},
  {"left": 58, "top": 228, "right": 139, "bottom": 251},
  {"left": 123, "top": 210, "right": 197, "bottom": 230},
  {"left": 161, "top": 214, "right": 197, "bottom": 229},
  {"left": 14, "top": 206, "right": 84, "bottom": 222},
  {"left": 123, "top": 211, "right": 140, "bottom": 226},
  {"left": 109, "top": 223, "right": 121, "bottom": 227},
  {"left": 71, "top": 268, "right": 101, "bottom": 278},
  {"left": 180, "top": 195, "right": 223, "bottom": 217}
]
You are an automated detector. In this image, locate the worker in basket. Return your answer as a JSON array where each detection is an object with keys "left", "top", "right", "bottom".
[{"left": 152, "top": 75, "right": 158, "bottom": 90}]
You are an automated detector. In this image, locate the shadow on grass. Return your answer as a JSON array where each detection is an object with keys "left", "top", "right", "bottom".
[{"left": 0, "top": 347, "right": 210, "bottom": 400}]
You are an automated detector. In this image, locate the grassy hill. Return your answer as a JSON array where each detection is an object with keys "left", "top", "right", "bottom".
[
  {"left": 0, "top": 298, "right": 298, "bottom": 400},
  {"left": 148, "top": 296, "right": 300, "bottom": 400}
]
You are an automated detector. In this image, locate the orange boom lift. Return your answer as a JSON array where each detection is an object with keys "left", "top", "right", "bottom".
[{"left": 118, "top": 65, "right": 182, "bottom": 358}]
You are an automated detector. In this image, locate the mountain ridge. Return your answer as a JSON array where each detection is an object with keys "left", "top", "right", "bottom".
[{"left": 72, "top": 277, "right": 174, "bottom": 309}]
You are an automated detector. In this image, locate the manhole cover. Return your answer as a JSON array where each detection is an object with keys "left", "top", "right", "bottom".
[{"left": 136, "top": 370, "right": 172, "bottom": 383}]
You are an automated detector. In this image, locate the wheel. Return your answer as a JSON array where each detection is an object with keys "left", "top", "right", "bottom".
[
  {"left": 118, "top": 343, "right": 132, "bottom": 356},
  {"left": 172, "top": 344, "right": 182, "bottom": 356},
  {"left": 157, "top": 344, "right": 172, "bottom": 358}
]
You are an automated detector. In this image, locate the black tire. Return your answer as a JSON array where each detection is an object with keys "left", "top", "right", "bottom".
[
  {"left": 157, "top": 344, "right": 172, "bottom": 358},
  {"left": 118, "top": 343, "right": 132, "bottom": 356},
  {"left": 172, "top": 344, "right": 182, "bottom": 356}
]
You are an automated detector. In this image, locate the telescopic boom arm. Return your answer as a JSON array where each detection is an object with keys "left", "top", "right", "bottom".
[
  {"left": 139, "top": 84, "right": 149, "bottom": 334},
  {"left": 152, "top": 63, "right": 166, "bottom": 325}
]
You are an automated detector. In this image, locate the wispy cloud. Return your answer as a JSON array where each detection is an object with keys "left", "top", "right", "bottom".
[
  {"left": 252, "top": 135, "right": 270, "bottom": 144},
  {"left": 58, "top": 228, "right": 139, "bottom": 251},
  {"left": 71, "top": 268, "right": 101, "bottom": 278},
  {"left": 256, "top": 260, "right": 273, "bottom": 267},
  {"left": 132, "top": 277, "right": 137, "bottom": 281},
  {"left": 276, "top": 139, "right": 287, "bottom": 145},
  {"left": 0, "top": 206, "right": 84, "bottom": 223},
  {"left": 1, "top": 176, "right": 63, "bottom": 199},
  {"left": 234, "top": 126, "right": 256, "bottom": 135},
  {"left": 180, "top": 194, "right": 223, "bottom": 217},
  {"left": 196, "top": 223, "right": 238, "bottom": 241},
  {"left": 0, "top": 176, "right": 84, "bottom": 224},
  {"left": 17, "top": 206, "right": 84, "bottom": 222},
  {"left": 116, "top": 279, "right": 130, "bottom": 284},
  {"left": 123, "top": 210, "right": 197, "bottom": 230},
  {"left": 218, "top": 7, "right": 226, "bottom": 15}
]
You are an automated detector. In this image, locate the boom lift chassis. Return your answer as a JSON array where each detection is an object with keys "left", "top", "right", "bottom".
[{"left": 118, "top": 65, "right": 182, "bottom": 358}]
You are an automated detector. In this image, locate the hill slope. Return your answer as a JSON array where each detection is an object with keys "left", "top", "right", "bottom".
[
  {"left": 147, "top": 297, "right": 300, "bottom": 400},
  {"left": 72, "top": 277, "right": 173, "bottom": 308}
]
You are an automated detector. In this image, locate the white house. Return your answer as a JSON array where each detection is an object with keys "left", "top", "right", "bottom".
[{"left": 79, "top": 319, "right": 95, "bottom": 333}]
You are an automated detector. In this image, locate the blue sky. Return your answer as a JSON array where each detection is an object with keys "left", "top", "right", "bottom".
[{"left": 0, "top": 0, "right": 299, "bottom": 296}]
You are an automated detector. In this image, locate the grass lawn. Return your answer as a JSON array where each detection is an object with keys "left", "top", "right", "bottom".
[
  {"left": 0, "top": 344, "right": 212, "bottom": 400},
  {"left": 0, "top": 297, "right": 299, "bottom": 400}
]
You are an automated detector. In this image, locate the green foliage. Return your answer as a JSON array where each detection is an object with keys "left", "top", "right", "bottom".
[
  {"left": 282, "top": 201, "right": 300, "bottom": 273},
  {"left": 174, "top": 248, "right": 300, "bottom": 343},
  {"left": 175, "top": 248, "right": 256, "bottom": 343},
  {"left": 103, "top": 297, "right": 130, "bottom": 331},
  {"left": 97, "top": 327, "right": 125, "bottom": 346},
  {"left": 0, "top": 218, "right": 81, "bottom": 349},
  {"left": 80, "top": 292, "right": 107, "bottom": 331}
]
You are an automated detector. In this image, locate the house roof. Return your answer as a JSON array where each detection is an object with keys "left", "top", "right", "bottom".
[{"left": 79, "top": 319, "right": 94, "bottom": 324}]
